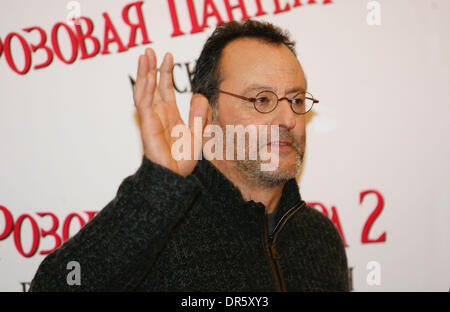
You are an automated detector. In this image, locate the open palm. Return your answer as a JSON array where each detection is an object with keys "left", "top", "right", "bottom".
[{"left": 133, "top": 48, "right": 209, "bottom": 177}]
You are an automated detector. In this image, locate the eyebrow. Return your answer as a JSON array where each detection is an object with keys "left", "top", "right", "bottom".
[{"left": 243, "top": 83, "right": 307, "bottom": 95}]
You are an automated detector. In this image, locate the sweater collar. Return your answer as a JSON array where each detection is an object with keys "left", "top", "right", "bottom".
[{"left": 190, "top": 158, "right": 303, "bottom": 217}]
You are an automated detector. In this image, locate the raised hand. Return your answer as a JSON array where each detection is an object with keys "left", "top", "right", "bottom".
[{"left": 133, "top": 48, "right": 209, "bottom": 177}]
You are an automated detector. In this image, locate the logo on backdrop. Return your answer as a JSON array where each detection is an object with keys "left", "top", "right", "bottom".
[
  {"left": 0, "top": 189, "right": 386, "bottom": 259},
  {"left": 0, "top": 0, "right": 333, "bottom": 75},
  {"left": 4, "top": 188, "right": 385, "bottom": 293}
]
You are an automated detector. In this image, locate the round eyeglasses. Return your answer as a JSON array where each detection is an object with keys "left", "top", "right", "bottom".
[{"left": 215, "top": 88, "right": 319, "bottom": 115}]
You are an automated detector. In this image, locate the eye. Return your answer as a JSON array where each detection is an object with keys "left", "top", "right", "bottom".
[
  {"left": 292, "top": 98, "right": 304, "bottom": 105},
  {"left": 255, "top": 96, "right": 270, "bottom": 104}
]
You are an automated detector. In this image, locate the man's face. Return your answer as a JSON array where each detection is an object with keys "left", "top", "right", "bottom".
[{"left": 213, "top": 37, "right": 307, "bottom": 186}]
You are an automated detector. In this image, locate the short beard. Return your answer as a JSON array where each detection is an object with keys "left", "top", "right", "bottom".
[
  {"left": 212, "top": 110, "right": 304, "bottom": 188},
  {"left": 234, "top": 138, "right": 304, "bottom": 188}
]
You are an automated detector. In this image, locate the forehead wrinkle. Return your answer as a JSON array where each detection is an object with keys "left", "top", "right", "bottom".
[
  {"left": 242, "top": 83, "right": 307, "bottom": 96},
  {"left": 219, "top": 40, "right": 307, "bottom": 94}
]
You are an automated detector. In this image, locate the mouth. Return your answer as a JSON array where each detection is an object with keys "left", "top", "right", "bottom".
[{"left": 267, "top": 140, "right": 292, "bottom": 151}]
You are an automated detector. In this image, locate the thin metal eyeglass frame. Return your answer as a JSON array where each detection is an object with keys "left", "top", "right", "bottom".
[{"left": 214, "top": 88, "right": 319, "bottom": 115}]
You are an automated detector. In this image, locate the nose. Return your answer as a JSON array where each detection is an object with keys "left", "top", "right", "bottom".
[{"left": 271, "top": 98, "right": 297, "bottom": 131}]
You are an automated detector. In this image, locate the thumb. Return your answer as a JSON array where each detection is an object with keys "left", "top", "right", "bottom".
[{"left": 189, "top": 93, "right": 209, "bottom": 160}]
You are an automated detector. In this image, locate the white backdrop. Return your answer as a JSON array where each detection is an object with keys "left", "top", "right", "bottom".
[{"left": 1, "top": 0, "right": 449, "bottom": 292}]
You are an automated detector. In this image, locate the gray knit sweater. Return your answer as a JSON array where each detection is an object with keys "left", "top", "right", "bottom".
[{"left": 29, "top": 156, "right": 349, "bottom": 291}]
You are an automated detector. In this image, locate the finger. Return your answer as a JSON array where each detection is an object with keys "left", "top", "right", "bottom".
[
  {"left": 133, "top": 54, "right": 148, "bottom": 104},
  {"left": 140, "top": 71, "right": 168, "bottom": 131},
  {"left": 136, "top": 71, "right": 156, "bottom": 114},
  {"left": 146, "top": 47, "right": 157, "bottom": 75},
  {"left": 153, "top": 82, "right": 163, "bottom": 104},
  {"left": 158, "top": 53, "right": 176, "bottom": 103},
  {"left": 137, "top": 72, "right": 165, "bottom": 147},
  {"left": 138, "top": 72, "right": 169, "bottom": 160},
  {"left": 146, "top": 48, "right": 163, "bottom": 104}
]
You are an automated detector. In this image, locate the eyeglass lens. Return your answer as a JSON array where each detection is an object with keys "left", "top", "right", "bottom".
[{"left": 253, "top": 91, "right": 313, "bottom": 114}]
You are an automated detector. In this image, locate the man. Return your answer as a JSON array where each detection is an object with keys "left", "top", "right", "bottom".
[{"left": 30, "top": 20, "right": 349, "bottom": 291}]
